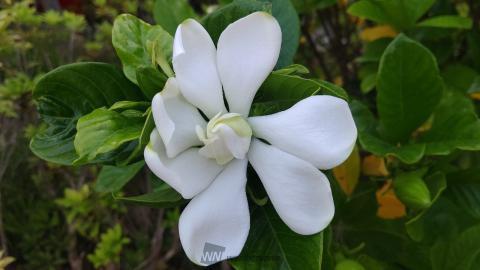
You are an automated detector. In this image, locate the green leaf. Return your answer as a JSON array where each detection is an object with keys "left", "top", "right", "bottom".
[
  {"left": 377, "top": 34, "right": 444, "bottom": 143},
  {"left": 136, "top": 66, "right": 168, "bottom": 100},
  {"left": 113, "top": 183, "right": 184, "bottom": 208},
  {"left": 94, "top": 161, "right": 145, "bottom": 193},
  {"left": 109, "top": 101, "right": 150, "bottom": 112},
  {"left": 251, "top": 73, "right": 348, "bottom": 116},
  {"left": 420, "top": 91, "right": 480, "bottom": 155},
  {"left": 259, "top": 0, "right": 300, "bottom": 68},
  {"left": 202, "top": 0, "right": 271, "bottom": 44},
  {"left": 230, "top": 204, "right": 323, "bottom": 270},
  {"left": 431, "top": 225, "right": 480, "bottom": 270},
  {"left": 30, "top": 62, "right": 144, "bottom": 165},
  {"left": 360, "top": 73, "right": 377, "bottom": 94},
  {"left": 357, "top": 38, "right": 391, "bottom": 63},
  {"left": 315, "top": 80, "right": 349, "bottom": 100},
  {"left": 446, "top": 168, "right": 480, "bottom": 220},
  {"left": 359, "top": 132, "right": 426, "bottom": 164},
  {"left": 441, "top": 64, "right": 479, "bottom": 93},
  {"left": 74, "top": 108, "right": 144, "bottom": 164},
  {"left": 350, "top": 100, "right": 426, "bottom": 163},
  {"left": 347, "top": 0, "right": 435, "bottom": 30},
  {"left": 272, "top": 64, "right": 309, "bottom": 75},
  {"left": 153, "top": 0, "right": 197, "bottom": 35},
  {"left": 417, "top": 15, "right": 473, "bottom": 29},
  {"left": 139, "top": 109, "right": 155, "bottom": 147},
  {"left": 202, "top": 0, "right": 300, "bottom": 69},
  {"left": 123, "top": 108, "right": 156, "bottom": 165},
  {"left": 112, "top": 14, "right": 173, "bottom": 84}
]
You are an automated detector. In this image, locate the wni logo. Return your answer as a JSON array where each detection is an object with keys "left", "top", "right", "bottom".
[{"left": 200, "top": 242, "right": 226, "bottom": 264}]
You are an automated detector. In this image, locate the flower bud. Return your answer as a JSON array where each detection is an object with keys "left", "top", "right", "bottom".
[
  {"left": 394, "top": 173, "right": 431, "bottom": 210},
  {"left": 335, "top": 259, "right": 366, "bottom": 270}
]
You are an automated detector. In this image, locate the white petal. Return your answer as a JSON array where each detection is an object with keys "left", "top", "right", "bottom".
[
  {"left": 179, "top": 159, "right": 250, "bottom": 266},
  {"left": 144, "top": 129, "right": 223, "bottom": 199},
  {"left": 152, "top": 78, "right": 206, "bottom": 158},
  {"left": 217, "top": 12, "right": 281, "bottom": 116},
  {"left": 249, "top": 95, "right": 357, "bottom": 170},
  {"left": 198, "top": 131, "right": 235, "bottom": 165},
  {"left": 173, "top": 19, "right": 226, "bottom": 118},
  {"left": 216, "top": 124, "right": 251, "bottom": 159},
  {"left": 248, "top": 139, "right": 334, "bottom": 235}
]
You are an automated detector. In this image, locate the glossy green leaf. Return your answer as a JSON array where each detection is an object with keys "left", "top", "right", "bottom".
[
  {"left": 357, "top": 38, "right": 391, "bottom": 63},
  {"left": 203, "top": 0, "right": 300, "bottom": 69},
  {"left": 358, "top": 132, "right": 426, "bottom": 164},
  {"left": 153, "top": 0, "right": 197, "bottom": 35},
  {"left": 431, "top": 225, "right": 480, "bottom": 270},
  {"left": 136, "top": 66, "right": 168, "bottom": 100},
  {"left": 259, "top": 0, "right": 300, "bottom": 68},
  {"left": 417, "top": 15, "right": 473, "bottom": 29},
  {"left": 377, "top": 34, "right": 444, "bottom": 143},
  {"left": 202, "top": 0, "right": 270, "bottom": 44},
  {"left": 230, "top": 204, "right": 324, "bottom": 270},
  {"left": 420, "top": 91, "right": 480, "bottom": 155},
  {"left": 138, "top": 109, "right": 155, "bottom": 149},
  {"left": 123, "top": 108, "right": 155, "bottom": 165},
  {"left": 446, "top": 168, "right": 480, "bottom": 220},
  {"left": 95, "top": 161, "right": 145, "bottom": 193},
  {"left": 30, "top": 62, "right": 144, "bottom": 165},
  {"left": 441, "top": 64, "right": 478, "bottom": 93},
  {"left": 112, "top": 14, "right": 173, "bottom": 84},
  {"left": 251, "top": 73, "right": 348, "bottom": 116},
  {"left": 350, "top": 100, "right": 426, "bottom": 164},
  {"left": 347, "top": 0, "right": 435, "bottom": 30},
  {"left": 109, "top": 101, "right": 150, "bottom": 112},
  {"left": 113, "top": 183, "right": 184, "bottom": 208},
  {"left": 272, "top": 64, "right": 309, "bottom": 75},
  {"left": 74, "top": 108, "right": 144, "bottom": 164}
]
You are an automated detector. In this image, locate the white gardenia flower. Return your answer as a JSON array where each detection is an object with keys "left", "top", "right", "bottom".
[{"left": 144, "top": 12, "right": 357, "bottom": 266}]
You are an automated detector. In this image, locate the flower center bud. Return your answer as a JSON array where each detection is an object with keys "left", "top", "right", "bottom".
[{"left": 196, "top": 113, "right": 252, "bottom": 165}]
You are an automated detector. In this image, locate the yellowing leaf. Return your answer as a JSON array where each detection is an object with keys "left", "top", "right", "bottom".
[
  {"left": 360, "top": 25, "right": 397, "bottom": 42},
  {"left": 333, "top": 146, "right": 360, "bottom": 196},
  {"left": 376, "top": 180, "right": 406, "bottom": 219},
  {"left": 0, "top": 250, "right": 14, "bottom": 270},
  {"left": 470, "top": 92, "right": 480, "bottom": 100},
  {"left": 334, "top": 76, "right": 344, "bottom": 86},
  {"left": 362, "top": 155, "right": 389, "bottom": 177},
  {"left": 412, "top": 116, "right": 433, "bottom": 138}
]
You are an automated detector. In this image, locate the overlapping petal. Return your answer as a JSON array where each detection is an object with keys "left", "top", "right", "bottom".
[
  {"left": 179, "top": 159, "right": 250, "bottom": 266},
  {"left": 144, "top": 129, "right": 224, "bottom": 199},
  {"left": 151, "top": 78, "right": 206, "bottom": 158},
  {"left": 248, "top": 139, "right": 335, "bottom": 235},
  {"left": 249, "top": 95, "right": 357, "bottom": 170},
  {"left": 217, "top": 12, "right": 282, "bottom": 116},
  {"left": 173, "top": 19, "right": 226, "bottom": 118}
]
